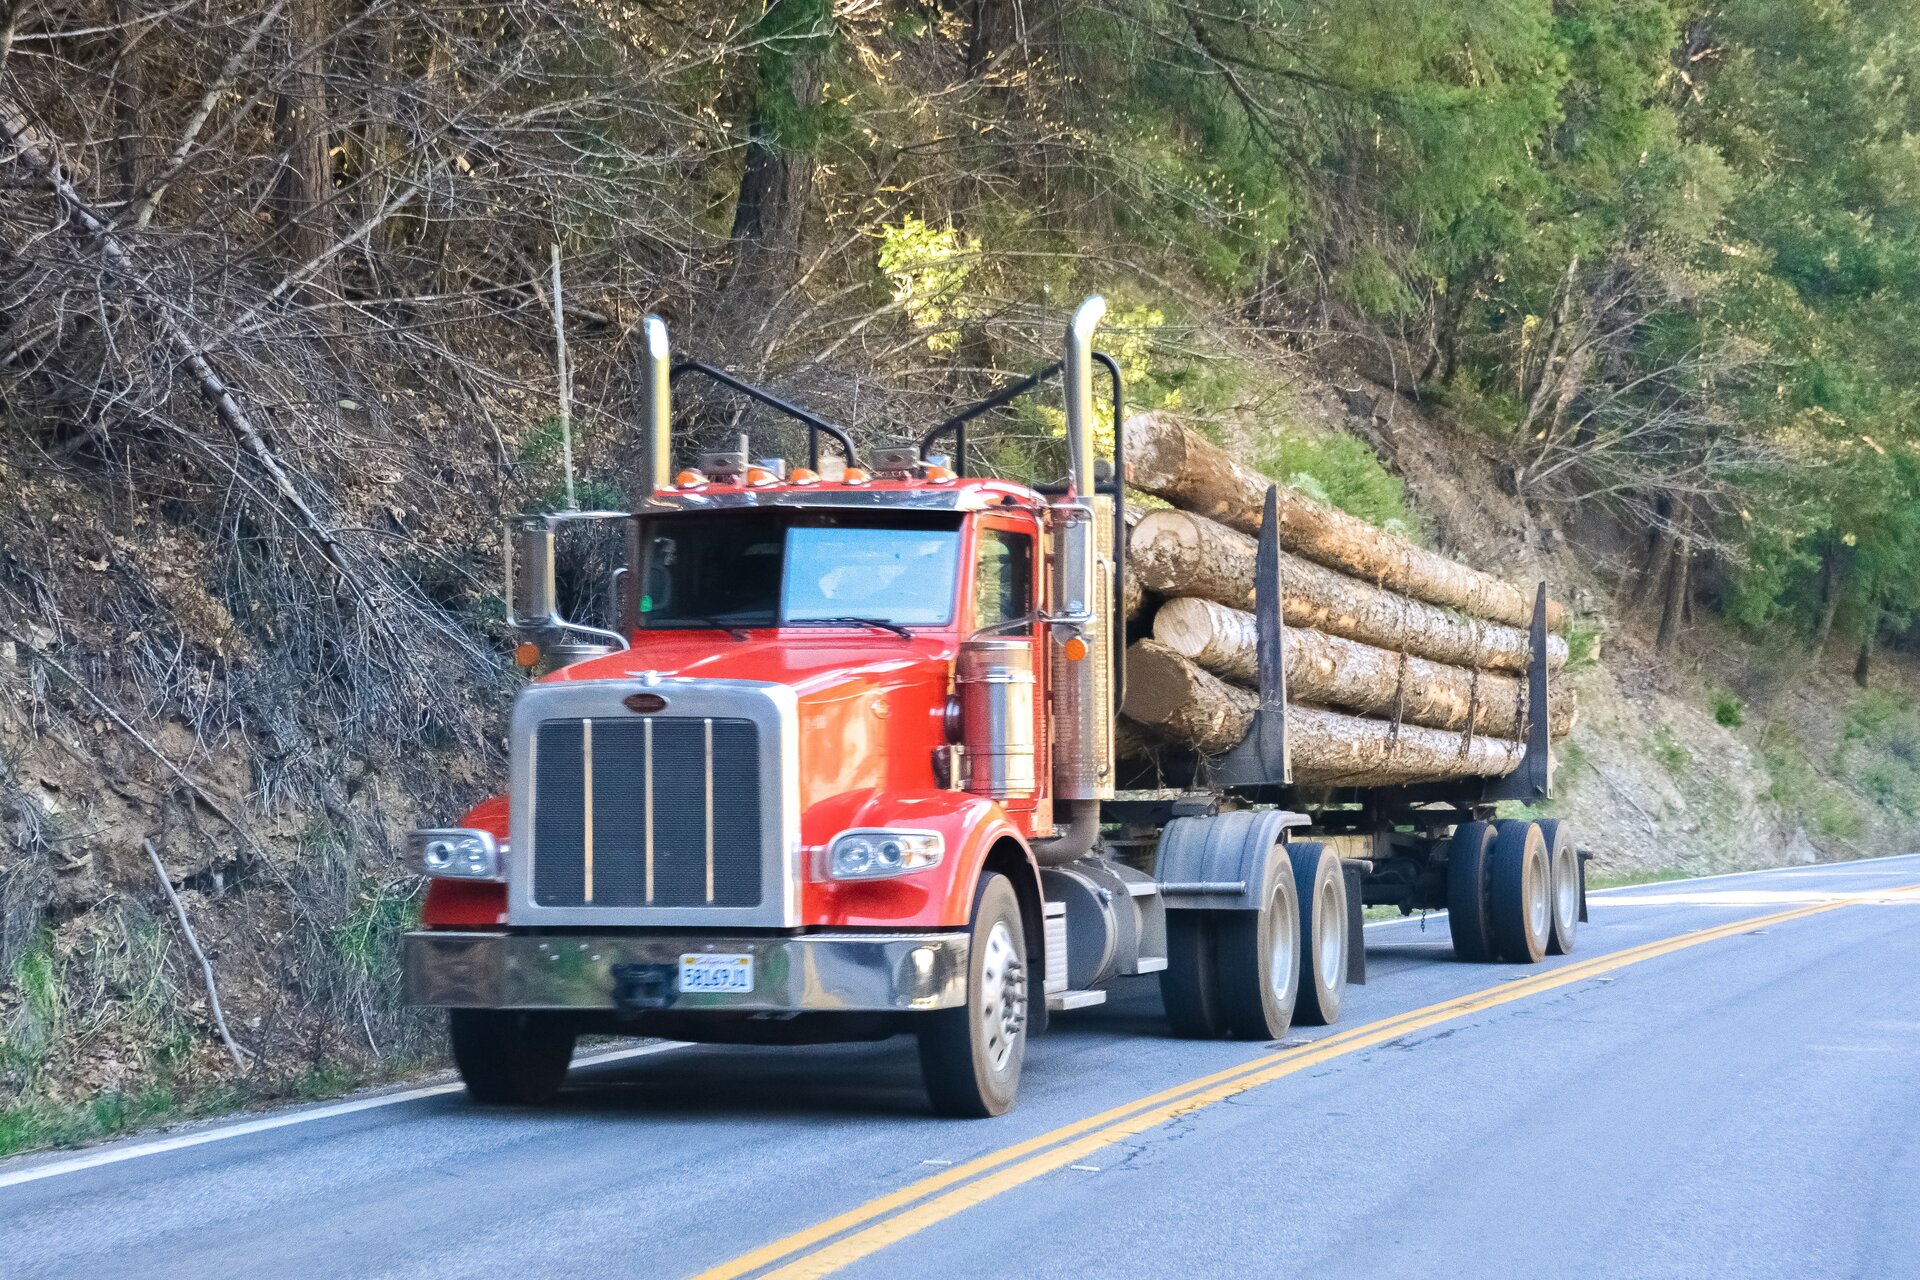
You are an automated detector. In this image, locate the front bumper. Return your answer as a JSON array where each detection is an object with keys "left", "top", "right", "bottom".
[{"left": 403, "top": 930, "right": 969, "bottom": 1013}]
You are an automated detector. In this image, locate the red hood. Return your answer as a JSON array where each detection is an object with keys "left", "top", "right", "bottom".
[{"left": 542, "top": 628, "right": 955, "bottom": 694}]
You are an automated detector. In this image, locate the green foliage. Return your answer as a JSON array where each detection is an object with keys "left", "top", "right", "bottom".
[
  {"left": 878, "top": 217, "right": 980, "bottom": 353},
  {"left": 1252, "top": 428, "right": 1420, "bottom": 537},
  {"left": 1564, "top": 622, "right": 1601, "bottom": 672},
  {"left": 1708, "top": 688, "right": 1746, "bottom": 728},
  {"left": 333, "top": 879, "right": 422, "bottom": 978},
  {"left": 1650, "top": 726, "right": 1689, "bottom": 773}
]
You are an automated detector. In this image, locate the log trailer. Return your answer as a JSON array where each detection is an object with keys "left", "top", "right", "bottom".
[{"left": 401, "top": 297, "right": 1586, "bottom": 1117}]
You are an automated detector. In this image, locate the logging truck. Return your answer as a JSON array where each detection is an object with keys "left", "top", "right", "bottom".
[{"left": 401, "top": 297, "right": 1586, "bottom": 1117}]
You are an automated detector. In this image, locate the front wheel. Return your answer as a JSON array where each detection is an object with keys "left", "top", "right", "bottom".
[
  {"left": 919, "top": 872, "right": 1027, "bottom": 1118},
  {"left": 449, "top": 1009, "right": 577, "bottom": 1105}
]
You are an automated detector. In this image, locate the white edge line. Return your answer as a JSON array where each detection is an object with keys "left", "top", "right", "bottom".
[
  {"left": 0, "top": 1041, "right": 685, "bottom": 1192},
  {"left": 1362, "top": 850, "right": 1920, "bottom": 931}
]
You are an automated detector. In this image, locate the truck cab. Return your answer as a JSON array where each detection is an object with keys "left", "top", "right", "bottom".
[{"left": 405, "top": 300, "right": 1164, "bottom": 1117}]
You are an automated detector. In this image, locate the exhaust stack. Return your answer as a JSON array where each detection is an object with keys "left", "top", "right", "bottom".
[
  {"left": 1050, "top": 296, "right": 1115, "bottom": 802},
  {"left": 637, "top": 314, "right": 672, "bottom": 505}
]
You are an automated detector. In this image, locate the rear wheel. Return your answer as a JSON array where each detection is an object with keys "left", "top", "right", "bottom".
[
  {"left": 449, "top": 1009, "right": 577, "bottom": 1105},
  {"left": 1540, "top": 819, "right": 1579, "bottom": 956},
  {"left": 1160, "top": 911, "right": 1228, "bottom": 1039},
  {"left": 1490, "top": 819, "right": 1551, "bottom": 964},
  {"left": 1289, "top": 842, "right": 1347, "bottom": 1027},
  {"left": 919, "top": 872, "right": 1027, "bottom": 1117},
  {"left": 1214, "top": 867, "right": 1301, "bottom": 1040},
  {"left": 1446, "top": 821, "right": 1497, "bottom": 963}
]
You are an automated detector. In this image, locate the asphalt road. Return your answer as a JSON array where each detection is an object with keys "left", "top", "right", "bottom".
[{"left": 3, "top": 854, "right": 1917, "bottom": 1279}]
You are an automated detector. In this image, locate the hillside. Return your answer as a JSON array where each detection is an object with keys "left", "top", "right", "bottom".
[{"left": 9, "top": 0, "right": 1920, "bottom": 1153}]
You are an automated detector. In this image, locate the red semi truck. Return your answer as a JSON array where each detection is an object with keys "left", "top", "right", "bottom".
[{"left": 402, "top": 297, "right": 1582, "bottom": 1116}]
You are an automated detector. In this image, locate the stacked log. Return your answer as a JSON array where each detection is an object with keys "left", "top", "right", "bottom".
[{"left": 1118, "top": 414, "right": 1575, "bottom": 786}]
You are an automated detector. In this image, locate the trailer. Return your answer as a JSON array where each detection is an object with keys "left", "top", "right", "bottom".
[{"left": 401, "top": 297, "right": 1585, "bottom": 1117}]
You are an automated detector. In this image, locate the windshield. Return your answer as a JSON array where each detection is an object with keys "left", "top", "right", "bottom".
[{"left": 638, "top": 511, "right": 962, "bottom": 630}]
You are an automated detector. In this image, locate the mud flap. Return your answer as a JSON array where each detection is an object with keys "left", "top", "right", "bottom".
[
  {"left": 1343, "top": 861, "right": 1367, "bottom": 986},
  {"left": 1578, "top": 849, "right": 1593, "bottom": 923}
]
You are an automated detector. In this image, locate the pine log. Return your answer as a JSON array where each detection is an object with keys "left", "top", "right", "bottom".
[
  {"left": 1152, "top": 596, "right": 1576, "bottom": 740},
  {"left": 1122, "top": 641, "right": 1527, "bottom": 783},
  {"left": 1126, "top": 411, "right": 1565, "bottom": 632},
  {"left": 1130, "top": 508, "right": 1567, "bottom": 673}
]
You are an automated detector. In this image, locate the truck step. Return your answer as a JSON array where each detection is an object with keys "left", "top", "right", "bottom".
[
  {"left": 1048, "top": 989, "right": 1108, "bottom": 1011},
  {"left": 1129, "top": 956, "right": 1168, "bottom": 974}
]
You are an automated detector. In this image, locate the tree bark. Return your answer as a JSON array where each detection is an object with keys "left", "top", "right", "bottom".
[
  {"left": 1152, "top": 596, "right": 1576, "bottom": 740},
  {"left": 273, "top": 0, "right": 334, "bottom": 291},
  {"left": 1122, "top": 641, "right": 1526, "bottom": 783},
  {"left": 1811, "top": 539, "right": 1844, "bottom": 655},
  {"left": 1854, "top": 605, "right": 1879, "bottom": 687},
  {"left": 1656, "top": 535, "right": 1690, "bottom": 654},
  {"left": 729, "top": 0, "right": 825, "bottom": 272},
  {"left": 1126, "top": 412, "right": 1565, "bottom": 631},
  {"left": 1129, "top": 508, "right": 1568, "bottom": 673}
]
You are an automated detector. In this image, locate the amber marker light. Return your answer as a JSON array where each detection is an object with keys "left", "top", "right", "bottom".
[
  {"left": 675, "top": 469, "right": 706, "bottom": 487},
  {"left": 514, "top": 642, "right": 541, "bottom": 667},
  {"left": 841, "top": 467, "right": 871, "bottom": 484},
  {"left": 924, "top": 465, "right": 956, "bottom": 482},
  {"left": 745, "top": 466, "right": 777, "bottom": 485},
  {"left": 1063, "top": 636, "right": 1089, "bottom": 661},
  {"left": 789, "top": 466, "right": 820, "bottom": 484}
]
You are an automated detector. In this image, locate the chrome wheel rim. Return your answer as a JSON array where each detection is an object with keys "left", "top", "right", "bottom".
[
  {"left": 1554, "top": 848, "right": 1579, "bottom": 932},
  {"left": 1316, "top": 876, "right": 1344, "bottom": 991},
  {"left": 978, "top": 919, "right": 1025, "bottom": 1074},
  {"left": 1268, "top": 885, "right": 1299, "bottom": 1003},
  {"left": 1526, "top": 849, "right": 1550, "bottom": 941}
]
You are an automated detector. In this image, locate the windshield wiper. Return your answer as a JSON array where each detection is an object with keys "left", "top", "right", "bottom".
[
  {"left": 792, "top": 616, "right": 914, "bottom": 640},
  {"left": 650, "top": 615, "right": 753, "bottom": 641}
]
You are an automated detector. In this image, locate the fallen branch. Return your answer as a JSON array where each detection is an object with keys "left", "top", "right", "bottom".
[{"left": 144, "top": 838, "right": 251, "bottom": 1071}]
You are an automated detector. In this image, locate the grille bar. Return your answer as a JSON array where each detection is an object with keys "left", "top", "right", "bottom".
[{"left": 531, "top": 715, "right": 763, "bottom": 910}]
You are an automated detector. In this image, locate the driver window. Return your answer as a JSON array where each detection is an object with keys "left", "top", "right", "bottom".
[{"left": 973, "top": 529, "right": 1034, "bottom": 632}]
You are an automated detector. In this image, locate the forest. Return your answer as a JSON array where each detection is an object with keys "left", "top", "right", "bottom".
[{"left": 4, "top": 0, "right": 1920, "bottom": 1142}]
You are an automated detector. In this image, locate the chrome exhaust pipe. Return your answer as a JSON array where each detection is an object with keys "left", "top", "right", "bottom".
[
  {"left": 637, "top": 314, "right": 672, "bottom": 505},
  {"left": 1051, "top": 296, "right": 1114, "bottom": 803}
]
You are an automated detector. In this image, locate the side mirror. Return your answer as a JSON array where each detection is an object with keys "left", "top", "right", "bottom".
[
  {"left": 506, "top": 518, "right": 558, "bottom": 627},
  {"left": 1044, "top": 501, "right": 1096, "bottom": 626}
]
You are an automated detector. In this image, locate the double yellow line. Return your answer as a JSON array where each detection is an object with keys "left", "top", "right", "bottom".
[{"left": 694, "top": 884, "right": 1917, "bottom": 1280}]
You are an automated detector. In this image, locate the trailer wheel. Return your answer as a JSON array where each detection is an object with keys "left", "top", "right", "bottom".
[
  {"left": 449, "top": 1009, "right": 576, "bottom": 1105},
  {"left": 1490, "top": 820, "right": 1551, "bottom": 964},
  {"left": 1446, "top": 821, "right": 1497, "bottom": 963},
  {"left": 1160, "top": 912, "right": 1227, "bottom": 1038},
  {"left": 1214, "top": 867, "right": 1301, "bottom": 1040},
  {"left": 1289, "top": 842, "right": 1347, "bottom": 1026},
  {"left": 919, "top": 872, "right": 1027, "bottom": 1118},
  {"left": 1538, "top": 819, "right": 1579, "bottom": 955}
]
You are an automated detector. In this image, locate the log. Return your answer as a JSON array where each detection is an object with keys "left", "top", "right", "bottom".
[
  {"left": 1126, "top": 411, "right": 1565, "bottom": 632},
  {"left": 1130, "top": 508, "right": 1567, "bottom": 673},
  {"left": 1152, "top": 596, "right": 1576, "bottom": 740},
  {"left": 1121, "top": 641, "right": 1527, "bottom": 783}
]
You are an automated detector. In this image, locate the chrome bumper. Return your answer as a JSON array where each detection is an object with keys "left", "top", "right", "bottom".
[{"left": 403, "top": 930, "right": 969, "bottom": 1013}]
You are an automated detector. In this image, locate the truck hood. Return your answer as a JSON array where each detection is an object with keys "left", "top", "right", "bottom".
[{"left": 541, "top": 629, "right": 954, "bottom": 697}]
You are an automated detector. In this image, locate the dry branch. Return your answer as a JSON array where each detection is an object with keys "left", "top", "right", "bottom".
[{"left": 145, "top": 839, "right": 250, "bottom": 1071}]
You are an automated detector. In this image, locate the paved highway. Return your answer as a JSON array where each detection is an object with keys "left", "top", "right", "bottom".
[{"left": 3, "top": 854, "right": 1917, "bottom": 1279}]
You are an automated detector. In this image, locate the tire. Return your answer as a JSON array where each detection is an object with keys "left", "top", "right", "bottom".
[
  {"left": 1490, "top": 819, "right": 1552, "bottom": 964},
  {"left": 449, "top": 1009, "right": 577, "bottom": 1105},
  {"left": 1539, "top": 819, "right": 1579, "bottom": 956},
  {"left": 1160, "top": 911, "right": 1227, "bottom": 1039},
  {"left": 919, "top": 872, "right": 1028, "bottom": 1118},
  {"left": 1289, "top": 842, "right": 1347, "bottom": 1027},
  {"left": 1446, "top": 821, "right": 1497, "bottom": 963},
  {"left": 1214, "top": 862, "right": 1301, "bottom": 1041}
]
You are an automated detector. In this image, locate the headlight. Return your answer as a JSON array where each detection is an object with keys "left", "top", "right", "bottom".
[
  {"left": 405, "top": 829, "right": 504, "bottom": 881},
  {"left": 825, "top": 829, "right": 943, "bottom": 881}
]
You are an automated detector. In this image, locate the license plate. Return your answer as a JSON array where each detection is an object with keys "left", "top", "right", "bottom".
[{"left": 678, "top": 953, "right": 754, "bottom": 994}]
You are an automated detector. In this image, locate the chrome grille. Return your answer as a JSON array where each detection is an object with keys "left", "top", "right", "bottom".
[{"left": 530, "top": 716, "right": 764, "bottom": 909}]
